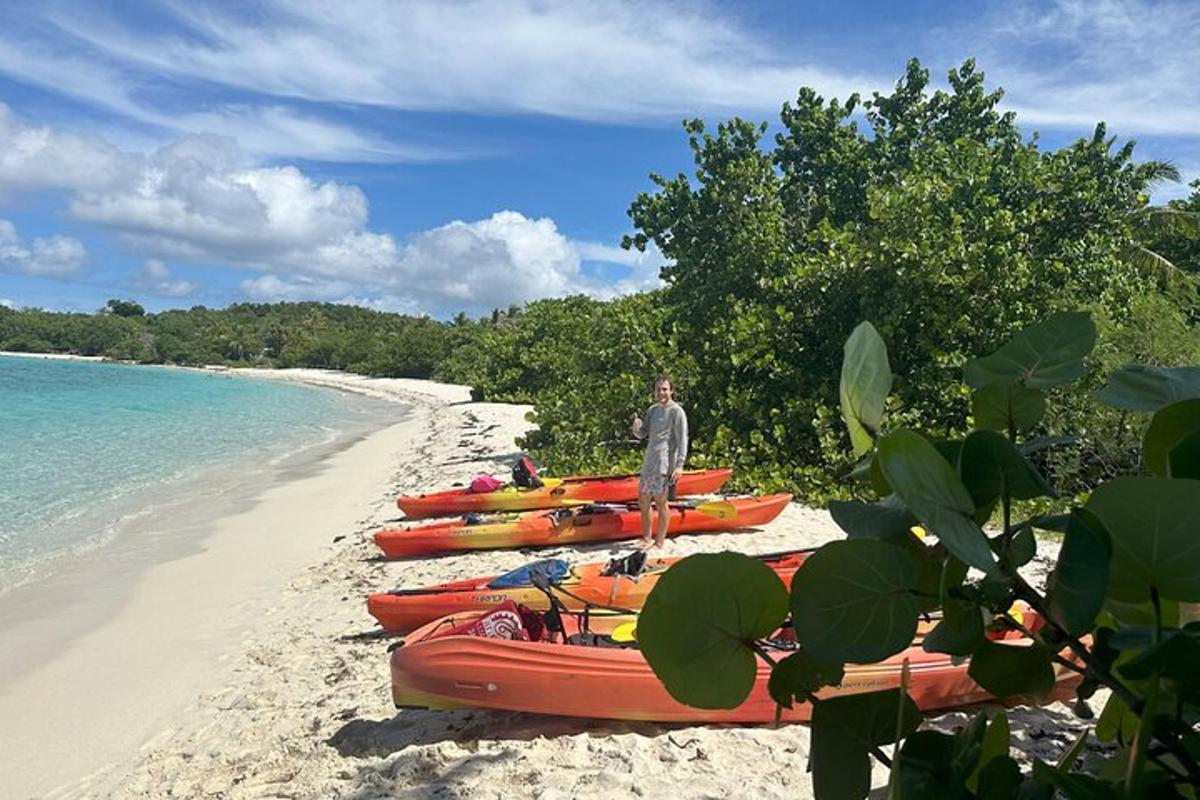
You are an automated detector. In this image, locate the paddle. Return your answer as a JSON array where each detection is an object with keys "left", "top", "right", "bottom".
[
  {"left": 611, "top": 621, "right": 638, "bottom": 642},
  {"left": 560, "top": 498, "right": 737, "bottom": 520}
]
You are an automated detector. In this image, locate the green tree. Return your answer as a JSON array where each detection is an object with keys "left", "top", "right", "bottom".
[{"left": 104, "top": 299, "right": 145, "bottom": 318}]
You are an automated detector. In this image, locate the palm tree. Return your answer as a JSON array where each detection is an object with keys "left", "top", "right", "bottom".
[{"left": 1126, "top": 163, "right": 1200, "bottom": 285}]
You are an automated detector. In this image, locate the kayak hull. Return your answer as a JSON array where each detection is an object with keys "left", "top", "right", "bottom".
[
  {"left": 396, "top": 468, "right": 733, "bottom": 518},
  {"left": 368, "top": 547, "right": 810, "bottom": 632},
  {"left": 389, "top": 614, "right": 1082, "bottom": 723},
  {"left": 374, "top": 492, "right": 792, "bottom": 559}
]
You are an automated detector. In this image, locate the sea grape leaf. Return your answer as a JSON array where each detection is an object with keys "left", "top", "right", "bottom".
[
  {"left": 964, "top": 312, "right": 1096, "bottom": 390},
  {"left": 639, "top": 552, "right": 788, "bottom": 709},
  {"left": 976, "top": 756, "right": 1022, "bottom": 800},
  {"left": 959, "top": 430, "right": 1056, "bottom": 508},
  {"left": 767, "top": 651, "right": 845, "bottom": 709},
  {"left": 923, "top": 596, "right": 985, "bottom": 656},
  {"left": 1095, "top": 364, "right": 1200, "bottom": 412},
  {"left": 840, "top": 321, "right": 892, "bottom": 457},
  {"left": 894, "top": 731, "right": 961, "bottom": 800},
  {"left": 1020, "top": 435, "right": 1079, "bottom": 456},
  {"left": 1095, "top": 693, "right": 1138, "bottom": 743},
  {"left": 1143, "top": 399, "right": 1200, "bottom": 477},
  {"left": 967, "top": 713, "right": 1011, "bottom": 794},
  {"left": 1046, "top": 509, "right": 1112, "bottom": 636},
  {"left": 1007, "top": 525, "right": 1037, "bottom": 569},
  {"left": 972, "top": 379, "right": 1046, "bottom": 433},
  {"left": 924, "top": 557, "right": 984, "bottom": 656},
  {"left": 1119, "top": 628, "right": 1200, "bottom": 702},
  {"left": 877, "top": 430, "right": 997, "bottom": 576},
  {"left": 968, "top": 640, "right": 1056, "bottom": 698},
  {"left": 1085, "top": 477, "right": 1200, "bottom": 603},
  {"left": 1169, "top": 430, "right": 1200, "bottom": 480},
  {"left": 810, "top": 689, "right": 921, "bottom": 800},
  {"left": 828, "top": 498, "right": 919, "bottom": 546},
  {"left": 1031, "top": 761, "right": 1121, "bottom": 800},
  {"left": 790, "top": 539, "right": 921, "bottom": 663}
]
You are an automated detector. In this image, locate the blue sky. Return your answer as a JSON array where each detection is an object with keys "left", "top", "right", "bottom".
[{"left": 0, "top": 0, "right": 1197, "bottom": 318}]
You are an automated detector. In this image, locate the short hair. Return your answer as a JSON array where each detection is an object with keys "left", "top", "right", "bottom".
[{"left": 653, "top": 374, "right": 674, "bottom": 390}]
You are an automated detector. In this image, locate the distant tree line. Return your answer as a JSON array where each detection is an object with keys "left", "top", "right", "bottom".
[{"left": 3, "top": 59, "right": 1199, "bottom": 500}]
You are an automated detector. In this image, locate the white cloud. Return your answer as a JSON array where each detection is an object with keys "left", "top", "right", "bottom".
[
  {"left": 387, "top": 211, "right": 667, "bottom": 312},
  {"left": 936, "top": 0, "right": 1200, "bottom": 138},
  {"left": 0, "top": 219, "right": 87, "bottom": 277},
  {"left": 132, "top": 259, "right": 195, "bottom": 297},
  {"left": 5, "top": 1, "right": 876, "bottom": 127},
  {"left": 0, "top": 104, "right": 134, "bottom": 195},
  {"left": 0, "top": 105, "right": 661, "bottom": 315},
  {"left": 0, "top": 298, "right": 14, "bottom": 308}
]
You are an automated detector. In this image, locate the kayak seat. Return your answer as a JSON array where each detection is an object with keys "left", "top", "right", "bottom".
[
  {"left": 488, "top": 558, "right": 570, "bottom": 589},
  {"left": 601, "top": 550, "right": 648, "bottom": 578}
]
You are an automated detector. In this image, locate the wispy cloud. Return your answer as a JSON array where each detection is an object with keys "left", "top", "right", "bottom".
[
  {"left": 932, "top": 0, "right": 1200, "bottom": 139},
  {"left": 0, "top": 1, "right": 878, "bottom": 127}
]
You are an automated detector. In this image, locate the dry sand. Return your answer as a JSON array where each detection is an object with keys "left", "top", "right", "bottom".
[{"left": 0, "top": 369, "right": 1093, "bottom": 799}]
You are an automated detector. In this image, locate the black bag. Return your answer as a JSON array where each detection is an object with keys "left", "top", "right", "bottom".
[{"left": 512, "top": 456, "right": 544, "bottom": 489}]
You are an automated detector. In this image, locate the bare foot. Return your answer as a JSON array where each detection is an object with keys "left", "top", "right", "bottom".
[{"left": 637, "top": 536, "right": 655, "bottom": 550}]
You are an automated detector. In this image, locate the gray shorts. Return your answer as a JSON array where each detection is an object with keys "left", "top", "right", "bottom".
[{"left": 639, "top": 472, "right": 671, "bottom": 498}]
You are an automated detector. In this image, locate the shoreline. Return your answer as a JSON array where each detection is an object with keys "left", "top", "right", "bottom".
[
  {"left": 0, "top": 368, "right": 467, "bottom": 797},
  {"left": 0, "top": 364, "right": 1093, "bottom": 799}
]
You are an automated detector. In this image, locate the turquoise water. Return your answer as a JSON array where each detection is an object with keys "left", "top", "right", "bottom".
[{"left": 0, "top": 356, "right": 395, "bottom": 591}]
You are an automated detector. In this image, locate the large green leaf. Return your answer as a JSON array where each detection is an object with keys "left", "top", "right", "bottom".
[
  {"left": 963, "top": 312, "right": 1096, "bottom": 390},
  {"left": 810, "top": 689, "right": 921, "bottom": 800},
  {"left": 840, "top": 321, "right": 892, "bottom": 457},
  {"left": 1143, "top": 399, "right": 1200, "bottom": 478},
  {"left": 828, "top": 497, "right": 919, "bottom": 546},
  {"left": 877, "top": 430, "right": 998, "bottom": 576},
  {"left": 1095, "top": 364, "right": 1200, "bottom": 412},
  {"left": 790, "top": 540, "right": 921, "bottom": 663},
  {"left": 923, "top": 596, "right": 985, "bottom": 657},
  {"left": 959, "top": 430, "right": 1056, "bottom": 508},
  {"left": 967, "top": 640, "right": 1056, "bottom": 698},
  {"left": 976, "top": 756, "right": 1022, "bottom": 800},
  {"left": 1085, "top": 477, "right": 1200, "bottom": 603},
  {"left": 1169, "top": 430, "right": 1200, "bottom": 480},
  {"left": 967, "top": 713, "right": 1011, "bottom": 794},
  {"left": 639, "top": 552, "right": 788, "bottom": 709},
  {"left": 1046, "top": 509, "right": 1112, "bottom": 636},
  {"left": 924, "top": 557, "right": 984, "bottom": 656},
  {"left": 1031, "top": 761, "right": 1121, "bottom": 800},
  {"left": 1095, "top": 693, "right": 1138, "bottom": 743},
  {"left": 1118, "top": 628, "right": 1200, "bottom": 702},
  {"left": 767, "top": 651, "right": 845, "bottom": 709},
  {"left": 972, "top": 379, "right": 1046, "bottom": 433},
  {"left": 894, "top": 731, "right": 963, "bottom": 800}
]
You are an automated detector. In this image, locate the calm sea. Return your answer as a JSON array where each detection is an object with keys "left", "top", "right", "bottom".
[{"left": 0, "top": 355, "right": 397, "bottom": 592}]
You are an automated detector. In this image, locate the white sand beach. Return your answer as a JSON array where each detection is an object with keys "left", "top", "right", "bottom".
[{"left": 0, "top": 370, "right": 1091, "bottom": 799}]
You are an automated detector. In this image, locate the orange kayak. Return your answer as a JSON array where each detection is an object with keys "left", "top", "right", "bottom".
[
  {"left": 389, "top": 609, "right": 1082, "bottom": 723},
  {"left": 375, "top": 492, "right": 792, "bottom": 559},
  {"left": 396, "top": 468, "right": 733, "bottom": 518},
  {"left": 368, "top": 546, "right": 812, "bottom": 632}
]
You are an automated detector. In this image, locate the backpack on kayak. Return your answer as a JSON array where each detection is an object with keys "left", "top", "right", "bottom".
[{"left": 512, "top": 456, "right": 543, "bottom": 489}]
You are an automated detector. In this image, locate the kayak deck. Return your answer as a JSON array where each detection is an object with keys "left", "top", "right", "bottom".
[{"left": 374, "top": 492, "right": 792, "bottom": 558}]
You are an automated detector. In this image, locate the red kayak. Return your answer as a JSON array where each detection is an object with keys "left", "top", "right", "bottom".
[
  {"left": 367, "top": 546, "right": 812, "bottom": 632},
  {"left": 375, "top": 493, "right": 791, "bottom": 558},
  {"left": 389, "top": 606, "right": 1083, "bottom": 723},
  {"left": 396, "top": 468, "right": 733, "bottom": 519}
]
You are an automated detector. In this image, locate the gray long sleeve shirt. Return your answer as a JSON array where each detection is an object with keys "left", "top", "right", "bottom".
[{"left": 637, "top": 401, "right": 688, "bottom": 477}]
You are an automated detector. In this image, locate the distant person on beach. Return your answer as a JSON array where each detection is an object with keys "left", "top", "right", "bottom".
[{"left": 631, "top": 375, "right": 688, "bottom": 548}]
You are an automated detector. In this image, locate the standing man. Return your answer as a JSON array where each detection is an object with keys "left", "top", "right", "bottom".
[{"left": 631, "top": 375, "right": 689, "bottom": 548}]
